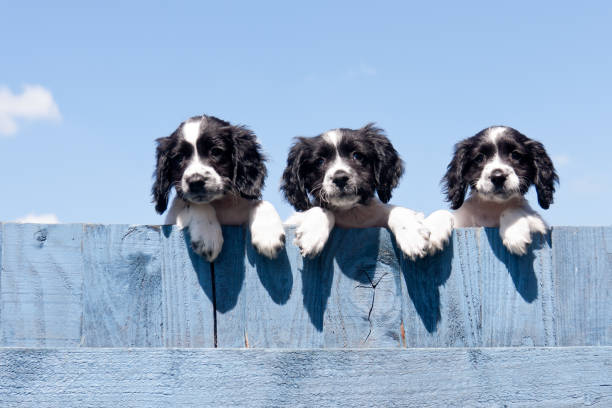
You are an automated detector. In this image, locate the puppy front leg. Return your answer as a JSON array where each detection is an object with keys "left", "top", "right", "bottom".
[
  {"left": 423, "top": 210, "right": 454, "bottom": 255},
  {"left": 499, "top": 208, "right": 532, "bottom": 256},
  {"left": 387, "top": 206, "right": 431, "bottom": 261},
  {"left": 287, "top": 207, "right": 335, "bottom": 258},
  {"left": 185, "top": 203, "right": 224, "bottom": 262},
  {"left": 249, "top": 200, "right": 286, "bottom": 259}
]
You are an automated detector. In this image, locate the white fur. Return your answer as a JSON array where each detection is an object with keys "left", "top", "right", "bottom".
[
  {"left": 423, "top": 210, "right": 454, "bottom": 255},
  {"left": 286, "top": 199, "right": 432, "bottom": 260},
  {"left": 387, "top": 206, "right": 430, "bottom": 261},
  {"left": 453, "top": 195, "right": 548, "bottom": 255},
  {"left": 180, "top": 119, "right": 224, "bottom": 202},
  {"left": 323, "top": 129, "right": 342, "bottom": 146},
  {"left": 182, "top": 120, "right": 201, "bottom": 145},
  {"left": 249, "top": 200, "right": 286, "bottom": 258},
  {"left": 476, "top": 155, "right": 521, "bottom": 200},
  {"left": 287, "top": 207, "right": 335, "bottom": 258},
  {"left": 487, "top": 126, "right": 506, "bottom": 143},
  {"left": 321, "top": 130, "right": 359, "bottom": 210},
  {"left": 173, "top": 202, "right": 224, "bottom": 262}
]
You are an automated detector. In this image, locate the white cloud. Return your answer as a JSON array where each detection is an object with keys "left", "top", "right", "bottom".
[
  {"left": 0, "top": 85, "right": 61, "bottom": 136},
  {"left": 347, "top": 62, "right": 377, "bottom": 78},
  {"left": 14, "top": 213, "right": 60, "bottom": 224},
  {"left": 552, "top": 154, "right": 570, "bottom": 167}
]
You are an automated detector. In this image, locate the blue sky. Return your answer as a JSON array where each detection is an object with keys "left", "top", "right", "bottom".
[{"left": 1, "top": 1, "right": 611, "bottom": 226}]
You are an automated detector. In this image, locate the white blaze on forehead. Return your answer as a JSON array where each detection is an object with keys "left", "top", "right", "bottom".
[
  {"left": 486, "top": 126, "right": 508, "bottom": 143},
  {"left": 323, "top": 129, "right": 342, "bottom": 146},
  {"left": 180, "top": 116, "right": 224, "bottom": 197},
  {"left": 182, "top": 119, "right": 201, "bottom": 145}
]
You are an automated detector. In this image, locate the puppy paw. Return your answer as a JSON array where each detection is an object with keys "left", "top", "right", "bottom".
[
  {"left": 423, "top": 210, "right": 454, "bottom": 255},
  {"left": 248, "top": 201, "right": 286, "bottom": 259},
  {"left": 500, "top": 214, "right": 532, "bottom": 256},
  {"left": 189, "top": 221, "right": 224, "bottom": 262},
  {"left": 388, "top": 207, "right": 431, "bottom": 261},
  {"left": 292, "top": 208, "right": 334, "bottom": 258},
  {"left": 251, "top": 221, "right": 286, "bottom": 259},
  {"left": 527, "top": 214, "right": 548, "bottom": 235}
]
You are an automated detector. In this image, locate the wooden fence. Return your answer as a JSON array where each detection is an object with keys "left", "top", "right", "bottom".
[{"left": 0, "top": 223, "right": 610, "bottom": 406}]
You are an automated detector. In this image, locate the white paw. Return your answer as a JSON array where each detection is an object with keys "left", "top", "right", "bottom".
[
  {"left": 189, "top": 219, "right": 224, "bottom": 262},
  {"left": 423, "top": 210, "right": 454, "bottom": 255},
  {"left": 527, "top": 214, "right": 548, "bottom": 235},
  {"left": 291, "top": 208, "right": 334, "bottom": 258},
  {"left": 500, "top": 217, "right": 531, "bottom": 256},
  {"left": 250, "top": 202, "right": 286, "bottom": 259},
  {"left": 388, "top": 207, "right": 431, "bottom": 261}
]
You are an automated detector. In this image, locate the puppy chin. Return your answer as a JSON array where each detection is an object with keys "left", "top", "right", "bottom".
[
  {"left": 182, "top": 190, "right": 225, "bottom": 205},
  {"left": 474, "top": 189, "right": 521, "bottom": 203},
  {"left": 326, "top": 194, "right": 361, "bottom": 211}
]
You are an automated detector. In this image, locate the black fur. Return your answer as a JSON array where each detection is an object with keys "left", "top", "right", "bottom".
[
  {"left": 442, "top": 126, "right": 558, "bottom": 210},
  {"left": 525, "top": 139, "right": 558, "bottom": 209},
  {"left": 151, "top": 115, "right": 266, "bottom": 213},
  {"left": 281, "top": 123, "right": 404, "bottom": 211},
  {"left": 152, "top": 131, "right": 178, "bottom": 213}
]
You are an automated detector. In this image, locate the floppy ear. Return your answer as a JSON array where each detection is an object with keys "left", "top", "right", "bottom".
[
  {"left": 281, "top": 139, "right": 312, "bottom": 211},
  {"left": 152, "top": 133, "right": 177, "bottom": 214},
  {"left": 363, "top": 123, "right": 404, "bottom": 203},
  {"left": 442, "top": 139, "right": 471, "bottom": 210},
  {"left": 525, "top": 139, "right": 558, "bottom": 209},
  {"left": 230, "top": 125, "right": 266, "bottom": 200}
]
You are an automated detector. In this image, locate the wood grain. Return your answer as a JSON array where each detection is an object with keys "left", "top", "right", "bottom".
[
  {"left": 159, "top": 225, "right": 214, "bottom": 347},
  {"left": 0, "top": 223, "right": 83, "bottom": 347},
  {"left": 0, "top": 347, "right": 610, "bottom": 407},
  {"left": 81, "top": 225, "right": 163, "bottom": 347},
  {"left": 214, "top": 227, "right": 403, "bottom": 348},
  {"left": 552, "top": 227, "right": 611, "bottom": 346},
  {"left": 1, "top": 223, "right": 610, "bottom": 348}
]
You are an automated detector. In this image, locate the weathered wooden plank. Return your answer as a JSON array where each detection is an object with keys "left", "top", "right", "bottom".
[
  {"left": 552, "top": 227, "right": 612, "bottom": 346},
  {"left": 0, "top": 223, "right": 83, "bottom": 347},
  {"left": 479, "top": 228, "right": 556, "bottom": 346},
  {"left": 399, "top": 228, "right": 482, "bottom": 347},
  {"left": 0, "top": 347, "right": 610, "bottom": 407},
  {"left": 81, "top": 225, "right": 163, "bottom": 347},
  {"left": 215, "top": 227, "right": 403, "bottom": 348},
  {"left": 159, "top": 226, "right": 214, "bottom": 347},
  {"left": 399, "top": 228, "right": 558, "bottom": 347}
]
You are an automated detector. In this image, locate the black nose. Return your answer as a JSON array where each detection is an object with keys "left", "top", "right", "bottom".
[
  {"left": 490, "top": 169, "right": 507, "bottom": 188},
  {"left": 188, "top": 176, "right": 208, "bottom": 194},
  {"left": 332, "top": 171, "right": 350, "bottom": 189}
]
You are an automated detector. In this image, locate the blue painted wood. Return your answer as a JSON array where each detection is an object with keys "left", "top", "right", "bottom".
[
  {"left": 214, "top": 227, "right": 403, "bottom": 348},
  {"left": 399, "top": 228, "right": 481, "bottom": 347},
  {"left": 82, "top": 225, "right": 163, "bottom": 347},
  {"left": 159, "top": 225, "right": 214, "bottom": 347},
  {"left": 479, "top": 228, "right": 556, "bottom": 346},
  {"left": 0, "top": 223, "right": 610, "bottom": 348},
  {"left": 0, "top": 347, "right": 610, "bottom": 407},
  {"left": 552, "top": 226, "right": 611, "bottom": 346},
  {"left": 0, "top": 223, "right": 83, "bottom": 347}
]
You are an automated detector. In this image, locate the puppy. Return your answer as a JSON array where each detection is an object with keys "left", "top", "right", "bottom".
[
  {"left": 281, "top": 124, "right": 452, "bottom": 260},
  {"left": 442, "top": 125, "right": 558, "bottom": 255},
  {"left": 152, "top": 114, "right": 285, "bottom": 261}
]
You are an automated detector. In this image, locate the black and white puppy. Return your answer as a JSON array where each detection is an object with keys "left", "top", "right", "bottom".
[
  {"left": 442, "top": 125, "right": 558, "bottom": 255},
  {"left": 281, "top": 124, "right": 452, "bottom": 260},
  {"left": 152, "top": 114, "right": 285, "bottom": 261}
]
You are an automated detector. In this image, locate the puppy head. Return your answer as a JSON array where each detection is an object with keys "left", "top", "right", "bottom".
[
  {"left": 152, "top": 115, "right": 266, "bottom": 213},
  {"left": 442, "top": 126, "right": 558, "bottom": 210},
  {"left": 281, "top": 123, "right": 403, "bottom": 211}
]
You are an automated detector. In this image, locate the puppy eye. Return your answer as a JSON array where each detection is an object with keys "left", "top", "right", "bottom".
[
  {"left": 315, "top": 158, "right": 325, "bottom": 166},
  {"left": 210, "top": 147, "right": 223, "bottom": 157},
  {"left": 511, "top": 150, "right": 522, "bottom": 161},
  {"left": 474, "top": 153, "right": 485, "bottom": 164},
  {"left": 352, "top": 152, "right": 364, "bottom": 161}
]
